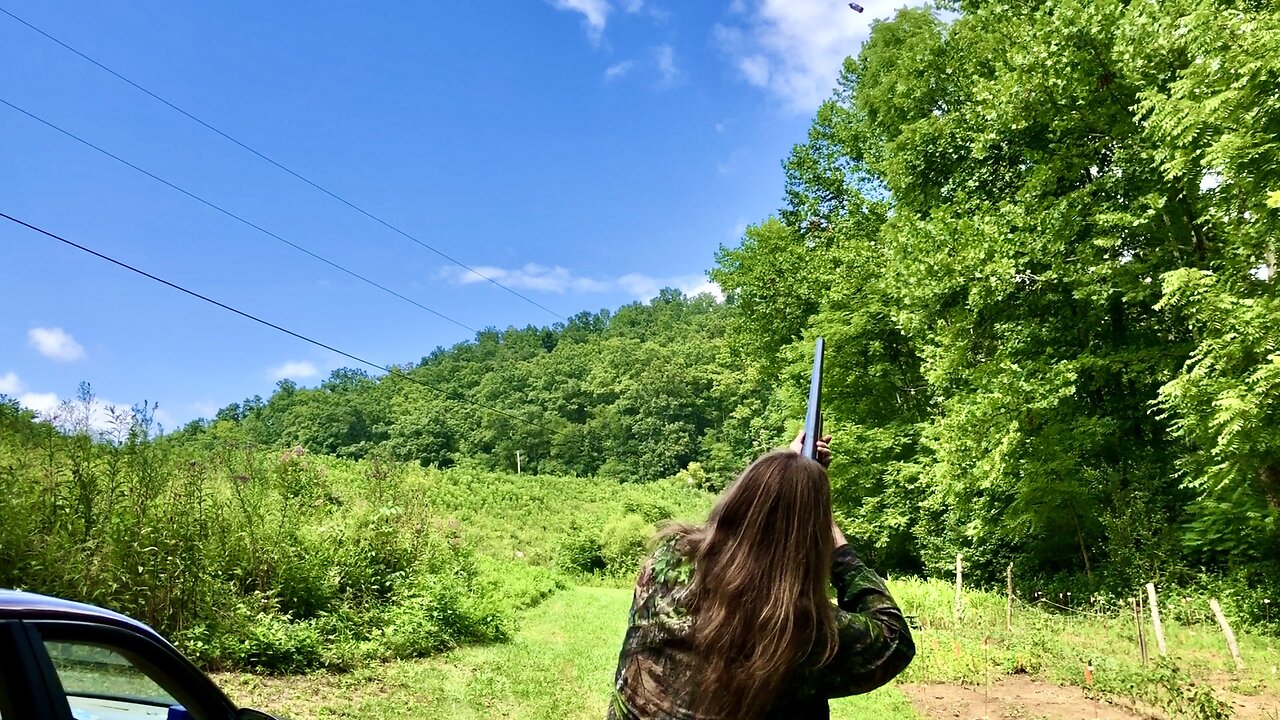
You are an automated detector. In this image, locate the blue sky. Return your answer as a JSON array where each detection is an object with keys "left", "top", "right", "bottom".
[{"left": 0, "top": 0, "right": 899, "bottom": 430}]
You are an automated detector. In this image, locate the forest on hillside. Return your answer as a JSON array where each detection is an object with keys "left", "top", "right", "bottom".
[
  {"left": 172, "top": 291, "right": 779, "bottom": 485},
  {"left": 5, "top": 0, "right": 1279, "bottom": 635}
]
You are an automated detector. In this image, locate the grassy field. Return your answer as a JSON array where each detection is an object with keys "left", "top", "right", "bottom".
[
  {"left": 217, "top": 584, "right": 921, "bottom": 720},
  {"left": 891, "top": 577, "right": 1280, "bottom": 696},
  {"left": 206, "top": 460, "right": 1280, "bottom": 719},
  {"left": 218, "top": 573, "right": 1280, "bottom": 720}
]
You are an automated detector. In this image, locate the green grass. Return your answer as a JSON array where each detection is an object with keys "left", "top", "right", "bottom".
[
  {"left": 885, "top": 576, "right": 1280, "bottom": 720},
  {"left": 211, "top": 572, "right": 1280, "bottom": 720},
  {"left": 211, "top": 518, "right": 1280, "bottom": 720},
  {"left": 888, "top": 576, "right": 1280, "bottom": 694},
  {"left": 217, "top": 585, "right": 920, "bottom": 720},
  {"left": 384, "top": 464, "right": 713, "bottom": 565}
]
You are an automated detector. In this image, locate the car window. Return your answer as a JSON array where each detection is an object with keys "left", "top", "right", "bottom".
[{"left": 42, "top": 640, "right": 176, "bottom": 720}]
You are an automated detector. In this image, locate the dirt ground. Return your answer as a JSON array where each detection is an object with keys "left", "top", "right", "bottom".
[
  {"left": 903, "top": 675, "right": 1280, "bottom": 720},
  {"left": 903, "top": 676, "right": 1145, "bottom": 720}
]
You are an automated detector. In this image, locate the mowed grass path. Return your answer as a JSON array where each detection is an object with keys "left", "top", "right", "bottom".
[{"left": 219, "top": 586, "right": 919, "bottom": 720}]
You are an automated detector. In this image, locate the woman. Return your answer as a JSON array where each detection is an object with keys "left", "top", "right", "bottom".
[{"left": 608, "top": 433, "right": 915, "bottom": 720}]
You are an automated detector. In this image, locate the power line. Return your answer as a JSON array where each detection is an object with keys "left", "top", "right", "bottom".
[
  {"left": 0, "top": 210, "right": 565, "bottom": 437},
  {"left": 0, "top": 5, "right": 568, "bottom": 323},
  {"left": 0, "top": 96, "right": 478, "bottom": 335}
]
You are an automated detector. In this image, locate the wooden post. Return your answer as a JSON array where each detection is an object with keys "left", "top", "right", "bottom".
[
  {"left": 1133, "top": 597, "right": 1148, "bottom": 665},
  {"left": 954, "top": 553, "right": 964, "bottom": 622},
  {"left": 516, "top": 451, "right": 522, "bottom": 475},
  {"left": 1209, "top": 599, "right": 1245, "bottom": 670},
  {"left": 1139, "top": 595, "right": 1149, "bottom": 664},
  {"left": 1146, "top": 583, "right": 1167, "bottom": 656},
  {"left": 1006, "top": 563, "right": 1014, "bottom": 631}
]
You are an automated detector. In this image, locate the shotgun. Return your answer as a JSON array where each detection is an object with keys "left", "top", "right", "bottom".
[{"left": 802, "top": 337, "right": 824, "bottom": 460}]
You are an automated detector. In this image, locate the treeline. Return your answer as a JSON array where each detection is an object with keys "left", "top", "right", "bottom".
[
  {"left": 712, "top": 0, "right": 1280, "bottom": 606},
  {"left": 176, "top": 291, "right": 784, "bottom": 483}
]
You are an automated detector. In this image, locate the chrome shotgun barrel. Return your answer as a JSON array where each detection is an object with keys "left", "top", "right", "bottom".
[{"left": 802, "top": 337, "right": 824, "bottom": 460}]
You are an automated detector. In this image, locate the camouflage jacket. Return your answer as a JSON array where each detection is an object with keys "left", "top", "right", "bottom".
[{"left": 607, "top": 536, "right": 915, "bottom": 720}]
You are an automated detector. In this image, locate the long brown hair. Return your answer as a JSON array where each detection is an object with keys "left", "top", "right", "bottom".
[{"left": 670, "top": 450, "right": 838, "bottom": 719}]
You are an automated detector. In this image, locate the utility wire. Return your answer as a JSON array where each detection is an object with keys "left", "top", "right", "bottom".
[
  {"left": 0, "top": 210, "right": 564, "bottom": 437},
  {"left": 0, "top": 97, "right": 478, "bottom": 334},
  {"left": 0, "top": 5, "right": 568, "bottom": 322}
]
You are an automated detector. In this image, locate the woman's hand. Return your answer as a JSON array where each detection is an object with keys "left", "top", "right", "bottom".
[{"left": 788, "top": 430, "right": 833, "bottom": 468}]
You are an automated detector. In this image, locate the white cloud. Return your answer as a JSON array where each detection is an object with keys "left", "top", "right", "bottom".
[
  {"left": 450, "top": 264, "right": 612, "bottom": 293},
  {"left": 442, "top": 264, "right": 722, "bottom": 301},
  {"left": 17, "top": 391, "right": 137, "bottom": 436},
  {"left": 621, "top": 0, "right": 645, "bottom": 11},
  {"left": 715, "top": 0, "right": 895, "bottom": 112},
  {"left": 270, "top": 361, "right": 320, "bottom": 381},
  {"left": 737, "top": 54, "right": 772, "bottom": 86},
  {"left": 717, "top": 147, "right": 748, "bottom": 175},
  {"left": 551, "top": 0, "right": 611, "bottom": 43},
  {"left": 605, "top": 60, "right": 635, "bottom": 81},
  {"left": 18, "top": 392, "right": 60, "bottom": 416},
  {"left": 5, "top": 381, "right": 173, "bottom": 434},
  {"left": 606, "top": 48, "right": 680, "bottom": 85},
  {"left": 0, "top": 372, "right": 23, "bottom": 396},
  {"left": 28, "top": 326, "right": 86, "bottom": 362},
  {"left": 617, "top": 273, "right": 724, "bottom": 301},
  {"left": 153, "top": 408, "right": 176, "bottom": 429},
  {"left": 654, "top": 44, "right": 680, "bottom": 84},
  {"left": 191, "top": 401, "right": 220, "bottom": 419}
]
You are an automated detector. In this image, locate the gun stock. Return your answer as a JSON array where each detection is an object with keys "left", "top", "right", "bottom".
[{"left": 802, "top": 337, "right": 824, "bottom": 460}]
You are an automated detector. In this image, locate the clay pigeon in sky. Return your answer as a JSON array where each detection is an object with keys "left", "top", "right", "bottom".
[{"left": 849, "top": 2, "right": 864, "bottom": 11}]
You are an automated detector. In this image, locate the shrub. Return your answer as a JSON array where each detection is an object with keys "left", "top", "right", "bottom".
[
  {"left": 671, "top": 461, "right": 710, "bottom": 490},
  {"left": 382, "top": 578, "right": 488, "bottom": 657},
  {"left": 600, "top": 514, "right": 653, "bottom": 576},
  {"left": 474, "top": 556, "right": 568, "bottom": 612},
  {"left": 555, "top": 526, "right": 607, "bottom": 574}
]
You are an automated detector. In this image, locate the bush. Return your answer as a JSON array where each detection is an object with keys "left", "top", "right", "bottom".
[
  {"left": 555, "top": 526, "right": 606, "bottom": 574},
  {"left": 600, "top": 514, "right": 652, "bottom": 576},
  {"left": 191, "top": 607, "right": 328, "bottom": 674},
  {"left": 671, "top": 461, "right": 710, "bottom": 490},
  {"left": 555, "top": 515, "right": 656, "bottom": 578},
  {"left": 240, "top": 614, "right": 326, "bottom": 673},
  {"left": 381, "top": 574, "right": 504, "bottom": 658},
  {"left": 474, "top": 556, "right": 568, "bottom": 612}
]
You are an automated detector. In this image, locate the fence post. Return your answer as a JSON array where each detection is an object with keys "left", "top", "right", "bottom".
[
  {"left": 954, "top": 553, "right": 964, "bottom": 622},
  {"left": 1146, "top": 583, "right": 1168, "bottom": 656},
  {"left": 1133, "top": 597, "right": 1148, "bottom": 665},
  {"left": 1006, "top": 562, "right": 1014, "bottom": 631},
  {"left": 1209, "top": 599, "right": 1245, "bottom": 671},
  {"left": 1139, "top": 594, "right": 1149, "bottom": 664}
]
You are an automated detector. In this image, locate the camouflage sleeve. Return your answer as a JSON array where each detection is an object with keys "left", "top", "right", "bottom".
[
  {"left": 607, "top": 556, "right": 658, "bottom": 720},
  {"left": 811, "top": 543, "right": 915, "bottom": 698},
  {"left": 611, "top": 558, "right": 654, "bottom": 681}
]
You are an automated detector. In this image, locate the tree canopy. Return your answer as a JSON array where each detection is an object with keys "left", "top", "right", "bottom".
[{"left": 714, "top": 0, "right": 1280, "bottom": 593}]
